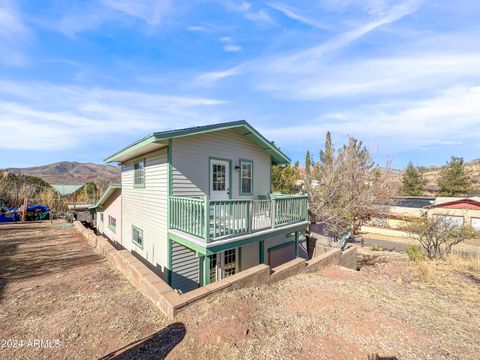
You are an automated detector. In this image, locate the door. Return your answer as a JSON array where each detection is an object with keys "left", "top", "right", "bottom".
[
  {"left": 209, "top": 249, "right": 238, "bottom": 282},
  {"left": 210, "top": 159, "right": 230, "bottom": 200}
]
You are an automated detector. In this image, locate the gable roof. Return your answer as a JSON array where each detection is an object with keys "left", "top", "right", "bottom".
[
  {"left": 426, "top": 197, "right": 480, "bottom": 209},
  {"left": 104, "top": 120, "right": 290, "bottom": 164},
  {"left": 89, "top": 184, "right": 121, "bottom": 209}
]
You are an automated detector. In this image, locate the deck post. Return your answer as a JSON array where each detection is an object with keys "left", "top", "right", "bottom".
[
  {"left": 271, "top": 199, "right": 276, "bottom": 229},
  {"left": 294, "top": 231, "right": 299, "bottom": 258},
  {"left": 203, "top": 255, "right": 210, "bottom": 285},
  {"left": 203, "top": 195, "right": 209, "bottom": 242},
  {"left": 259, "top": 240, "right": 265, "bottom": 264}
]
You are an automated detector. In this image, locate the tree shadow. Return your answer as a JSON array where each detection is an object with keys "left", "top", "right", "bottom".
[
  {"left": 367, "top": 354, "right": 398, "bottom": 360},
  {"left": 100, "top": 322, "right": 186, "bottom": 360}
]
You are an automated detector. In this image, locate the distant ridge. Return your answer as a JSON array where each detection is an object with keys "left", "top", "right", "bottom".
[{"left": 4, "top": 161, "right": 120, "bottom": 189}]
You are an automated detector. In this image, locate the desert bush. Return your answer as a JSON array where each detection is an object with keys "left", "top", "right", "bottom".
[
  {"left": 406, "top": 245, "right": 424, "bottom": 262},
  {"left": 407, "top": 217, "right": 478, "bottom": 259},
  {"left": 371, "top": 245, "right": 381, "bottom": 251}
]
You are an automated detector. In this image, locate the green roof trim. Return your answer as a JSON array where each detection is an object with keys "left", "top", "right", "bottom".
[
  {"left": 104, "top": 120, "right": 290, "bottom": 164},
  {"left": 89, "top": 184, "right": 121, "bottom": 209}
]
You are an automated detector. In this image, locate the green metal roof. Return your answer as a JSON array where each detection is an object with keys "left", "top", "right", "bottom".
[
  {"left": 52, "top": 184, "right": 84, "bottom": 196},
  {"left": 89, "top": 184, "right": 121, "bottom": 209},
  {"left": 104, "top": 120, "right": 290, "bottom": 164}
]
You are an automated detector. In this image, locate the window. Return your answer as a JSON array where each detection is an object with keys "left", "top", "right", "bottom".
[
  {"left": 108, "top": 215, "right": 116, "bottom": 233},
  {"left": 223, "top": 249, "right": 236, "bottom": 277},
  {"left": 212, "top": 164, "right": 226, "bottom": 191},
  {"left": 100, "top": 213, "right": 104, "bottom": 222},
  {"left": 240, "top": 160, "right": 253, "bottom": 195},
  {"left": 132, "top": 225, "right": 143, "bottom": 248},
  {"left": 134, "top": 160, "right": 145, "bottom": 187}
]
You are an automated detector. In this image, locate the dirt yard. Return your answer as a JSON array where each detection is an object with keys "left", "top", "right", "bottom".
[
  {"left": 0, "top": 222, "right": 170, "bottom": 360},
  {"left": 1, "top": 222, "right": 479, "bottom": 359}
]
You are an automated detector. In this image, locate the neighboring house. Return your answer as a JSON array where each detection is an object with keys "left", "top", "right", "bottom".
[
  {"left": 95, "top": 121, "right": 308, "bottom": 293},
  {"left": 425, "top": 197, "right": 480, "bottom": 229},
  {"left": 89, "top": 184, "right": 122, "bottom": 243}
]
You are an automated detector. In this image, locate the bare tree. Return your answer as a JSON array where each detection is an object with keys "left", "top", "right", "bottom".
[
  {"left": 306, "top": 135, "right": 393, "bottom": 238},
  {"left": 407, "top": 217, "right": 477, "bottom": 258}
]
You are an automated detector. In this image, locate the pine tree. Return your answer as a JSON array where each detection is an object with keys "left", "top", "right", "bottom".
[
  {"left": 400, "top": 161, "right": 423, "bottom": 196},
  {"left": 438, "top": 156, "right": 472, "bottom": 196},
  {"left": 319, "top": 131, "right": 334, "bottom": 168},
  {"left": 305, "top": 150, "right": 311, "bottom": 177}
]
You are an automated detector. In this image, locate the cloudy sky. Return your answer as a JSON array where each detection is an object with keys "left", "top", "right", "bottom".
[{"left": 1, "top": 0, "right": 479, "bottom": 168}]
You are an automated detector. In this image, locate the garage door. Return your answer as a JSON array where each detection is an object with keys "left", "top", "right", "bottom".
[
  {"left": 471, "top": 218, "right": 480, "bottom": 230},
  {"left": 268, "top": 242, "right": 295, "bottom": 268}
]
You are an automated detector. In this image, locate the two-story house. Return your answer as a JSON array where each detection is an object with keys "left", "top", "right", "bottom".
[{"left": 93, "top": 121, "right": 308, "bottom": 293}]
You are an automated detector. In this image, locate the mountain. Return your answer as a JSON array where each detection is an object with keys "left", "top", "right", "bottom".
[{"left": 5, "top": 162, "right": 120, "bottom": 189}]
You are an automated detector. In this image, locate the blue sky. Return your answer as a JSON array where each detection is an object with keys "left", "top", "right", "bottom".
[{"left": 1, "top": 0, "right": 480, "bottom": 169}]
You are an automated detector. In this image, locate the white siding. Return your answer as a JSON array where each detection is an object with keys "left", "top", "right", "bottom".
[
  {"left": 97, "top": 211, "right": 104, "bottom": 233},
  {"left": 121, "top": 148, "right": 169, "bottom": 280},
  {"left": 172, "top": 128, "right": 271, "bottom": 198},
  {"left": 171, "top": 242, "right": 200, "bottom": 293}
]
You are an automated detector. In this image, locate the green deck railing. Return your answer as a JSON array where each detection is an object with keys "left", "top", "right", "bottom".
[{"left": 169, "top": 194, "right": 308, "bottom": 242}]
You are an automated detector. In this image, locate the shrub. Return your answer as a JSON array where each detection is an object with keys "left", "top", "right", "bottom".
[
  {"left": 371, "top": 245, "right": 381, "bottom": 251},
  {"left": 406, "top": 245, "right": 424, "bottom": 262}
]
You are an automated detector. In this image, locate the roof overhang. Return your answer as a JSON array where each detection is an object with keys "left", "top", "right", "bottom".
[
  {"left": 104, "top": 120, "right": 290, "bottom": 165},
  {"left": 89, "top": 184, "right": 121, "bottom": 209},
  {"left": 425, "top": 198, "right": 480, "bottom": 209}
]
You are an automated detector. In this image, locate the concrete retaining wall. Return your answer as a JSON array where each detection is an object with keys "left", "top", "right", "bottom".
[{"left": 74, "top": 221, "right": 357, "bottom": 320}]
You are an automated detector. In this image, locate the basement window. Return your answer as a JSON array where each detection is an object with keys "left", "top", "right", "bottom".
[
  {"left": 132, "top": 225, "right": 144, "bottom": 249},
  {"left": 108, "top": 215, "right": 116, "bottom": 233},
  {"left": 134, "top": 160, "right": 145, "bottom": 188}
]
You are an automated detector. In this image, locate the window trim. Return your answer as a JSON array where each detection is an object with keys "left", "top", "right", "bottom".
[
  {"left": 108, "top": 215, "right": 116, "bottom": 233},
  {"left": 133, "top": 159, "right": 146, "bottom": 188},
  {"left": 239, "top": 159, "right": 253, "bottom": 195},
  {"left": 131, "top": 225, "right": 144, "bottom": 249}
]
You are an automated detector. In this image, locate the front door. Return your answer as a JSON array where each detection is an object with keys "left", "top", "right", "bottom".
[
  {"left": 210, "top": 159, "right": 230, "bottom": 200},
  {"left": 209, "top": 249, "right": 238, "bottom": 283}
]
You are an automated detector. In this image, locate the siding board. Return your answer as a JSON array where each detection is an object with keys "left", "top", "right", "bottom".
[
  {"left": 171, "top": 241, "right": 200, "bottom": 293},
  {"left": 172, "top": 128, "right": 271, "bottom": 198},
  {"left": 121, "top": 147, "right": 168, "bottom": 280}
]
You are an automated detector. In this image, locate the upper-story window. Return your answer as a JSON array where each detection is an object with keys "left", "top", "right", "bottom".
[
  {"left": 240, "top": 160, "right": 253, "bottom": 195},
  {"left": 134, "top": 160, "right": 145, "bottom": 187}
]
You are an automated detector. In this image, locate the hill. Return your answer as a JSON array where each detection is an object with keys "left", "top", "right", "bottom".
[
  {"left": 393, "top": 159, "right": 480, "bottom": 196},
  {"left": 5, "top": 162, "right": 120, "bottom": 189}
]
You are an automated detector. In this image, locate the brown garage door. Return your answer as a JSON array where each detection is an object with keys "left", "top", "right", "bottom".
[{"left": 268, "top": 242, "right": 295, "bottom": 268}]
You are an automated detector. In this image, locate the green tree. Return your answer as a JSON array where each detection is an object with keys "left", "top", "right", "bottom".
[
  {"left": 305, "top": 150, "right": 311, "bottom": 177},
  {"left": 272, "top": 165, "right": 299, "bottom": 194},
  {"left": 319, "top": 131, "right": 334, "bottom": 168},
  {"left": 437, "top": 157, "right": 472, "bottom": 196},
  {"left": 400, "top": 161, "right": 423, "bottom": 196},
  {"left": 76, "top": 182, "right": 99, "bottom": 204}
]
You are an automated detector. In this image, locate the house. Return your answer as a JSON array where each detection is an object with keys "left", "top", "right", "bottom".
[
  {"left": 94, "top": 121, "right": 309, "bottom": 293},
  {"left": 89, "top": 184, "right": 121, "bottom": 243},
  {"left": 425, "top": 197, "right": 480, "bottom": 229}
]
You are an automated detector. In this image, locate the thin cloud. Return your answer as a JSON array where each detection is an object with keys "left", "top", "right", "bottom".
[
  {"left": 0, "top": 0, "right": 31, "bottom": 65},
  {"left": 262, "top": 86, "right": 480, "bottom": 153},
  {"left": 0, "top": 81, "right": 226, "bottom": 150},
  {"left": 56, "top": 0, "right": 174, "bottom": 36},
  {"left": 267, "top": 2, "right": 332, "bottom": 31}
]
